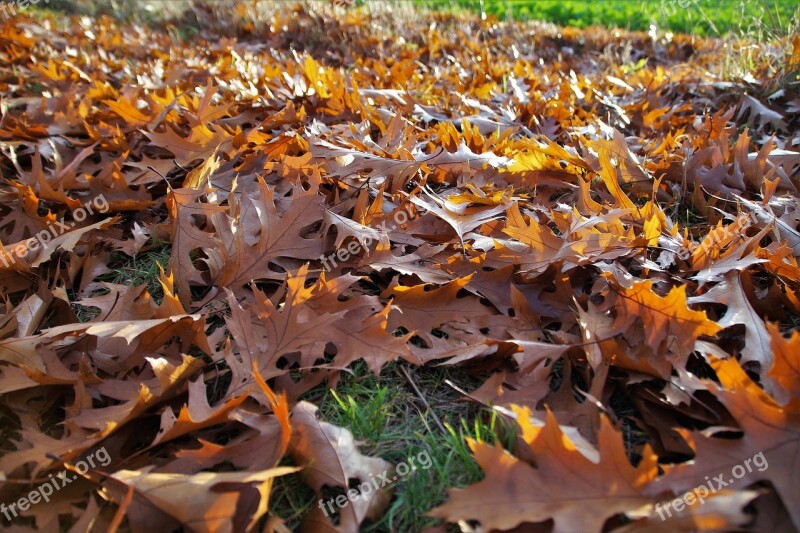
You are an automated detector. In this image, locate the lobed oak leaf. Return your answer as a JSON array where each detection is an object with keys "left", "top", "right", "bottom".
[
  {"left": 108, "top": 465, "right": 299, "bottom": 533},
  {"left": 595, "top": 147, "right": 639, "bottom": 212},
  {"left": 501, "top": 202, "right": 562, "bottom": 260},
  {"left": 224, "top": 266, "right": 413, "bottom": 388},
  {"left": 0, "top": 426, "right": 93, "bottom": 479},
  {"left": 0, "top": 315, "right": 200, "bottom": 373},
  {"left": 468, "top": 368, "right": 552, "bottom": 411},
  {"left": 103, "top": 97, "right": 152, "bottom": 127},
  {"left": 321, "top": 208, "right": 381, "bottom": 250},
  {"left": 186, "top": 81, "right": 234, "bottom": 128},
  {"left": 290, "top": 402, "right": 394, "bottom": 533},
  {"left": 0, "top": 217, "right": 119, "bottom": 272},
  {"left": 510, "top": 339, "right": 572, "bottom": 373},
  {"left": 688, "top": 272, "right": 771, "bottom": 370},
  {"left": 354, "top": 236, "right": 451, "bottom": 283},
  {"left": 617, "top": 489, "right": 760, "bottom": 532},
  {"left": 144, "top": 123, "right": 232, "bottom": 166},
  {"left": 70, "top": 353, "right": 206, "bottom": 439},
  {"left": 161, "top": 366, "right": 291, "bottom": 475},
  {"left": 385, "top": 275, "right": 494, "bottom": 345},
  {"left": 737, "top": 94, "right": 787, "bottom": 131},
  {"left": 737, "top": 195, "right": 800, "bottom": 256},
  {"left": 150, "top": 376, "right": 250, "bottom": 446},
  {"left": 165, "top": 186, "right": 226, "bottom": 305},
  {"left": 407, "top": 185, "right": 511, "bottom": 251},
  {"left": 445, "top": 184, "right": 514, "bottom": 208},
  {"left": 1, "top": 181, "right": 57, "bottom": 243},
  {"left": 690, "top": 218, "right": 771, "bottom": 284},
  {"left": 429, "top": 407, "right": 660, "bottom": 531},
  {"left": 181, "top": 149, "right": 221, "bottom": 189},
  {"left": 649, "top": 358, "right": 800, "bottom": 529},
  {"left": 252, "top": 362, "right": 292, "bottom": 455},
  {"left": 505, "top": 138, "right": 590, "bottom": 175},
  {"left": 309, "top": 136, "right": 422, "bottom": 194},
  {"left": 209, "top": 179, "right": 325, "bottom": 294},
  {"left": 604, "top": 275, "right": 722, "bottom": 356},
  {"left": 767, "top": 322, "right": 800, "bottom": 408}
]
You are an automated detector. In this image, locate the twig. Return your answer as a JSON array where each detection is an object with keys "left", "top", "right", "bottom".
[{"left": 400, "top": 365, "right": 446, "bottom": 434}]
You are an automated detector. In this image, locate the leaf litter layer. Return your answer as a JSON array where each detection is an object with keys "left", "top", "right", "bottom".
[{"left": 0, "top": 3, "right": 799, "bottom": 531}]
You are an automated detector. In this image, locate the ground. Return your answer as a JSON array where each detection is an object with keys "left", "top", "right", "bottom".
[{"left": 0, "top": 1, "right": 799, "bottom": 532}]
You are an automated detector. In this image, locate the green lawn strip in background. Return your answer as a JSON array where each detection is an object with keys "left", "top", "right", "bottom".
[{"left": 415, "top": 0, "right": 798, "bottom": 36}]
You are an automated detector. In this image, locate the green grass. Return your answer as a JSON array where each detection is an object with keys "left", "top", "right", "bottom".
[
  {"left": 96, "top": 245, "right": 172, "bottom": 302},
  {"left": 272, "top": 361, "right": 516, "bottom": 531},
  {"left": 71, "top": 244, "right": 172, "bottom": 321},
  {"left": 416, "top": 0, "right": 799, "bottom": 36}
]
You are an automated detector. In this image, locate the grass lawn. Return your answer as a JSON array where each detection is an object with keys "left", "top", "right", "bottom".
[{"left": 417, "top": 0, "right": 799, "bottom": 36}]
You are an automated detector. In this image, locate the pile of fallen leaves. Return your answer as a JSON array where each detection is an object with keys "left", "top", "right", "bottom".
[{"left": 1, "top": 3, "right": 799, "bottom": 531}]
